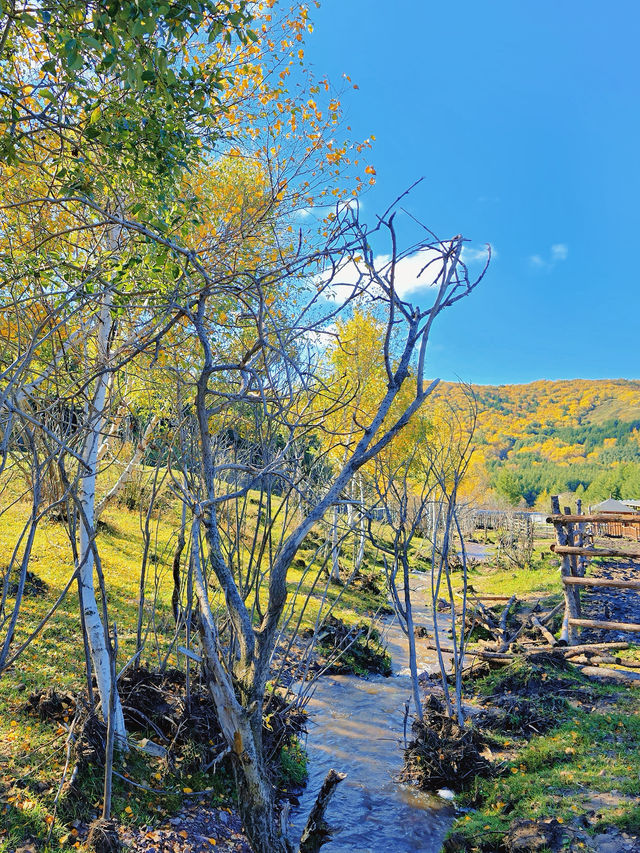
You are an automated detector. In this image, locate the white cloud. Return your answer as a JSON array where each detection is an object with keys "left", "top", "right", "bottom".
[
  {"left": 322, "top": 247, "right": 447, "bottom": 303},
  {"left": 294, "top": 198, "right": 363, "bottom": 222},
  {"left": 529, "top": 243, "right": 569, "bottom": 271},
  {"left": 302, "top": 322, "right": 339, "bottom": 351},
  {"left": 551, "top": 243, "right": 568, "bottom": 262},
  {"left": 461, "top": 244, "right": 494, "bottom": 265}
]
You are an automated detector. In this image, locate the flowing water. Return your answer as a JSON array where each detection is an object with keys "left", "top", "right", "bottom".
[{"left": 290, "top": 561, "right": 490, "bottom": 853}]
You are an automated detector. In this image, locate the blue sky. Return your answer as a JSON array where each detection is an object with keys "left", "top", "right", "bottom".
[{"left": 304, "top": 1, "right": 640, "bottom": 384}]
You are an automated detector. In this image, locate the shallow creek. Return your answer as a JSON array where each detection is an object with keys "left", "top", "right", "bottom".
[{"left": 290, "top": 569, "right": 473, "bottom": 853}]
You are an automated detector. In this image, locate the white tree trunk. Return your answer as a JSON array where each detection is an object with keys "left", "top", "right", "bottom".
[
  {"left": 78, "top": 285, "right": 126, "bottom": 744},
  {"left": 330, "top": 506, "right": 340, "bottom": 580},
  {"left": 96, "top": 413, "right": 160, "bottom": 519},
  {"left": 354, "top": 477, "right": 366, "bottom": 574}
]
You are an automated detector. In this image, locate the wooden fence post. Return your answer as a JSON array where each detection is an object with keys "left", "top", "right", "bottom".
[
  {"left": 552, "top": 495, "right": 579, "bottom": 644},
  {"left": 564, "top": 506, "right": 581, "bottom": 617},
  {"left": 576, "top": 499, "right": 587, "bottom": 577}
]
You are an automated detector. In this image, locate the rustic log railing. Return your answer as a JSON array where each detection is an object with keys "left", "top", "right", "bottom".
[{"left": 547, "top": 497, "right": 640, "bottom": 644}]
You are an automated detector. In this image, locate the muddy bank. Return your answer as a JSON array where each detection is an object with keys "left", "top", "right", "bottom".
[{"left": 581, "top": 559, "right": 640, "bottom": 642}]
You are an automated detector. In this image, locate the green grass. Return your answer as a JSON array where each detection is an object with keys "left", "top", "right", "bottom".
[
  {"left": 452, "top": 697, "right": 640, "bottom": 851},
  {"left": 278, "top": 738, "right": 308, "bottom": 787},
  {"left": 0, "top": 464, "right": 397, "bottom": 850},
  {"left": 456, "top": 540, "right": 561, "bottom": 601},
  {"left": 445, "top": 551, "right": 640, "bottom": 852}
]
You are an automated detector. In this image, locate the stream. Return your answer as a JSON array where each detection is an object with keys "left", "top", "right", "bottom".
[{"left": 290, "top": 563, "right": 485, "bottom": 853}]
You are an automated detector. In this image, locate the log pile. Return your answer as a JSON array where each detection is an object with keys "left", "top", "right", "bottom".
[{"left": 447, "top": 595, "right": 640, "bottom": 685}]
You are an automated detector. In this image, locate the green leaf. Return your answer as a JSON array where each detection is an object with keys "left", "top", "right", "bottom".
[
  {"left": 20, "top": 12, "right": 38, "bottom": 28},
  {"left": 89, "top": 105, "right": 102, "bottom": 124},
  {"left": 80, "top": 34, "right": 103, "bottom": 51}
]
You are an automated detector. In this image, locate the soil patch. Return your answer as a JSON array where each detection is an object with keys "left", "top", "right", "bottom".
[
  {"left": 581, "top": 558, "right": 640, "bottom": 643},
  {"left": 24, "top": 687, "right": 74, "bottom": 721}
]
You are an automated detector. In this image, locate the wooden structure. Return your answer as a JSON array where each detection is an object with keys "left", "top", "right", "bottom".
[{"left": 547, "top": 495, "right": 640, "bottom": 644}]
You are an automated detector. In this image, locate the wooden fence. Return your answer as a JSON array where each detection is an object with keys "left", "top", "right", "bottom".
[{"left": 547, "top": 496, "right": 640, "bottom": 644}]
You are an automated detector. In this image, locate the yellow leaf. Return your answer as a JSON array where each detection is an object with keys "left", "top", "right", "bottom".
[
  {"left": 182, "top": 787, "right": 193, "bottom": 794},
  {"left": 89, "top": 106, "right": 101, "bottom": 125}
]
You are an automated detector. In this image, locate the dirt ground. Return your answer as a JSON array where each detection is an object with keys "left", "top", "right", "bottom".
[
  {"left": 580, "top": 556, "right": 640, "bottom": 643},
  {"left": 119, "top": 803, "right": 251, "bottom": 853}
]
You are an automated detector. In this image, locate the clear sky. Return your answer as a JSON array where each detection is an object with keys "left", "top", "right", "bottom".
[{"left": 304, "top": 0, "right": 640, "bottom": 385}]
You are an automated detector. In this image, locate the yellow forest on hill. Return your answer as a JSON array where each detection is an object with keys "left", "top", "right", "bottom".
[{"left": 433, "top": 379, "right": 640, "bottom": 507}]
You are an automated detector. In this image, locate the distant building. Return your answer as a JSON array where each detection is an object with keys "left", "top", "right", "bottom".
[
  {"left": 590, "top": 498, "right": 639, "bottom": 514},
  {"left": 590, "top": 497, "right": 640, "bottom": 540}
]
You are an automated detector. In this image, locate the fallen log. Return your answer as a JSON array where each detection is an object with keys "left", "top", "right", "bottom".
[
  {"left": 585, "top": 654, "right": 627, "bottom": 666},
  {"left": 616, "top": 658, "right": 640, "bottom": 669},
  {"left": 570, "top": 652, "right": 640, "bottom": 669},
  {"left": 552, "top": 544, "right": 640, "bottom": 560},
  {"left": 560, "top": 642, "right": 630, "bottom": 657},
  {"left": 577, "top": 666, "right": 640, "bottom": 684},
  {"left": 298, "top": 769, "right": 347, "bottom": 853},
  {"left": 433, "top": 640, "right": 630, "bottom": 661},
  {"left": 474, "top": 599, "right": 499, "bottom": 631},
  {"left": 540, "top": 603, "right": 563, "bottom": 626},
  {"left": 507, "top": 641, "right": 629, "bottom": 658},
  {"left": 464, "top": 600, "right": 501, "bottom": 645},
  {"left": 547, "top": 513, "right": 640, "bottom": 524},
  {"left": 562, "top": 576, "right": 640, "bottom": 590},
  {"left": 469, "top": 650, "right": 514, "bottom": 663},
  {"left": 568, "top": 617, "right": 640, "bottom": 633},
  {"left": 497, "top": 595, "right": 517, "bottom": 652},
  {"left": 530, "top": 615, "right": 557, "bottom": 646}
]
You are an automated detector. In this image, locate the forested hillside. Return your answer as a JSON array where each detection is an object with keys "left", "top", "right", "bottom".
[{"left": 437, "top": 379, "right": 640, "bottom": 507}]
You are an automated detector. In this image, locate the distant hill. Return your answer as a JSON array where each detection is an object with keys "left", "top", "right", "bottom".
[{"left": 436, "top": 379, "right": 640, "bottom": 507}]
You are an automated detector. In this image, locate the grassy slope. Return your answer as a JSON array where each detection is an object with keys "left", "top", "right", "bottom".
[{"left": 0, "top": 473, "right": 398, "bottom": 851}]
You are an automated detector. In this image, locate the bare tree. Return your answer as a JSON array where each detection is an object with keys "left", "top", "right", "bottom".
[
  {"left": 368, "top": 447, "right": 437, "bottom": 722},
  {"left": 425, "top": 392, "right": 477, "bottom": 724},
  {"left": 172, "top": 206, "right": 486, "bottom": 852},
  {"left": 0, "top": 178, "right": 486, "bottom": 851}
]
